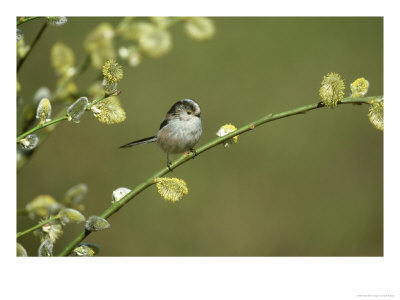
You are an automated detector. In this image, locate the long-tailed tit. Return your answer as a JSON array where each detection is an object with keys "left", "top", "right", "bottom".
[{"left": 119, "top": 99, "right": 202, "bottom": 169}]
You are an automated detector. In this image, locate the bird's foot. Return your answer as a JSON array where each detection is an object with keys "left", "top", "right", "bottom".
[
  {"left": 167, "top": 162, "right": 173, "bottom": 171},
  {"left": 189, "top": 148, "right": 197, "bottom": 159}
]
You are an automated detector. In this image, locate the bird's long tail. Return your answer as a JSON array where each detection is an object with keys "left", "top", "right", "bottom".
[{"left": 119, "top": 136, "right": 157, "bottom": 148}]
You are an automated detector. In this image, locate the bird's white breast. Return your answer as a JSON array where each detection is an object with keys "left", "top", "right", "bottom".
[{"left": 156, "top": 117, "right": 202, "bottom": 154}]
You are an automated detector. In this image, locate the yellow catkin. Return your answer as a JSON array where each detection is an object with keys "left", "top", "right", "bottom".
[{"left": 156, "top": 178, "right": 188, "bottom": 202}]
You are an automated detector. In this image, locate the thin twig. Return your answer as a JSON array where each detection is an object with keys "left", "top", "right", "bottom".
[
  {"left": 87, "top": 90, "right": 121, "bottom": 110},
  {"left": 17, "top": 215, "right": 60, "bottom": 239},
  {"left": 16, "top": 90, "right": 120, "bottom": 143},
  {"left": 57, "top": 95, "right": 381, "bottom": 256},
  {"left": 17, "top": 115, "right": 68, "bottom": 142},
  {"left": 17, "top": 17, "right": 41, "bottom": 26},
  {"left": 17, "top": 22, "right": 48, "bottom": 72}
]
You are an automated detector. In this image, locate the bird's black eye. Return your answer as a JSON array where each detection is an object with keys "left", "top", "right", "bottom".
[{"left": 187, "top": 111, "right": 192, "bottom": 115}]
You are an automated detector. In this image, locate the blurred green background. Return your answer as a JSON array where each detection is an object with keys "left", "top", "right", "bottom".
[{"left": 17, "top": 17, "right": 383, "bottom": 256}]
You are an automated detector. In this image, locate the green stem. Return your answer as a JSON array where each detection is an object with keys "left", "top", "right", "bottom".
[
  {"left": 16, "top": 91, "right": 119, "bottom": 143},
  {"left": 57, "top": 95, "right": 381, "bottom": 256},
  {"left": 17, "top": 215, "right": 60, "bottom": 239},
  {"left": 87, "top": 90, "right": 121, "bottom": 110},
  {"left": 17, "top": 110, "right": 68, "bottom": 173},
  {"left": 17, "top": 55, "right": 93, "bottom": 172},
  {"left": 17, "top": 17, "right": 41, "bottom": 26},
  {"left": 17, "top": 22, "right": 48, "bottom": 72},
  {"left": 17, "top": 115, "right": 68, "bottom": 142}
]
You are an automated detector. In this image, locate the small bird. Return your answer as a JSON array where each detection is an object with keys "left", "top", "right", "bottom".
[{"left": 119, "top": 99, "right": 202, "bottom": 169}]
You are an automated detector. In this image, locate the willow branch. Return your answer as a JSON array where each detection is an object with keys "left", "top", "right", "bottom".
[
  {"left": 17, "top": 115, "right": 68, "bottom": 142},
  {"left": 17, "top": 55, "right": 93, "bottom": 172},
  {"left": 16, "top": 91, "right": 120, "bottom": 143},
  {"left": 17, "top": 110, "right": 68, "bottom": 173},
  {"left": 17, "top": 17, "right": 42, "bottom": 26},
  {"left": 57, "top": 95, "right": 380, "bottom": 256},
  {"left": 17, "top": 22, "right": 48, "bottom": 72},
  {"left": 17, "top": 215, "right": 60, "bottom": 239}
]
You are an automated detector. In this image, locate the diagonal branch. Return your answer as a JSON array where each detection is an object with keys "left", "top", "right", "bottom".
[
  {"left": 17, "top": 17, "right": 41, "bottom": 26},
  {"left": 17, "top": 90, "right": 120, "bottom": 142},
  {"left": 17, "top": 215, "right": 60, "bottom": 239},
  {"left": 17, "top": 22, "right": 48, "bottom": 72},
  {"left": 57, "top": 95, "right": 381, "bottom": 256}
]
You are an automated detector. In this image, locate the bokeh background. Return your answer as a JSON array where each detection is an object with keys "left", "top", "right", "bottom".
[{"left": 17, "top": 17, "right": 383, "bottom": 256}]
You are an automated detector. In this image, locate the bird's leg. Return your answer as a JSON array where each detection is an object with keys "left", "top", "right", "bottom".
[
  {"left": 167, "top": 162, "right": 173, "bottom": 171},
  {"left": 167, "top": 153, "right": 173, "bottom": 171},
  {"left": 190, "top": 148, "right": 197, "bottom": 159}
]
